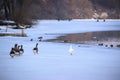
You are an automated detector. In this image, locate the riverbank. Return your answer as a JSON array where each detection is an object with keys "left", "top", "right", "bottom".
[{"left": 1, "top": 20, "right": 120, "bottom": 47}]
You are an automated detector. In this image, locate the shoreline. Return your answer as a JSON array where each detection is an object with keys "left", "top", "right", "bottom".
[{"left": 45, "top": 30, "right": 120, "bottom": 47}]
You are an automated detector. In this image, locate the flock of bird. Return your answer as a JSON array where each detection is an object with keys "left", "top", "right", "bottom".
[
  {"left": 9, "top": 39, "right": 120, "bottom": 58},
  {"left": 9, "top": 43, "right": 39, "bottom": 58},
  {"left": 9, "top": 42, "right": 74, "bottom": 58}
]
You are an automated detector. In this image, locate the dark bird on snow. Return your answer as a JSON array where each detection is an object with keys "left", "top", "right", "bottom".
[
  {"left": 19, "top": 45, "right": 24, "bottom": 54},
  {"left": 15, "top": 45, "right": 20, "bottom": 55},
  {"left": 33, "top": 43, "right": 38, "bottom": 54},
  {"left": 10, "top": 48, "right": 15, "bottom": 58}
]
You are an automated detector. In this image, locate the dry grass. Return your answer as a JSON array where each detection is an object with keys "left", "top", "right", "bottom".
[{"left": 0, "top": 33, "right": 27, "bottom": 37}]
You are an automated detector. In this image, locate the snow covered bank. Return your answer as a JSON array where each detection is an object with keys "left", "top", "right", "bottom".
[{"left": 1, "top": 19, "right": 120, "bottom": 39}]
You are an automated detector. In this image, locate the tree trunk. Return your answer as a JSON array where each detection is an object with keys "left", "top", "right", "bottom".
[{"left": 21, "top": 29, "right": 25, "bottom": 36}]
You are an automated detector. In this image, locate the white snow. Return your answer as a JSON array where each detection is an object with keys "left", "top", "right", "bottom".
[{"left": 0, "top": 19, "right": 120, "bottom": 80}]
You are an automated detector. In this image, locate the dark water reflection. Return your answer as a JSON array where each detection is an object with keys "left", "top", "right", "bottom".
[
  {"left": 46, "top": 31, "right": 120, "bottom": 47},
  {"left": 63, "top": 31, "right": 120, "bottom": 42}
]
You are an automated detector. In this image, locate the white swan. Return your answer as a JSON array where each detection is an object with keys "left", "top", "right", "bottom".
[{"left": 69, "top": 45, "right": 74, "bottom": 55}]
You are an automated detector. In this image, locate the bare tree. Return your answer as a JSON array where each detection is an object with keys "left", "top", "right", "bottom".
[{"left": 13, "top": 0, "right": 33, "bottom": 25}]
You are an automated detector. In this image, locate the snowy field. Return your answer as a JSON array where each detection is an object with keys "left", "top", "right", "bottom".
[{"left": 0, "top": 19, "right": 120, "bottom": 80}]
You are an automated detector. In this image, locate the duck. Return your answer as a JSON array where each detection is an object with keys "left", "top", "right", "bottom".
[
  {"left": 38, "top": 36, "right": 43, "bottom": 41},
  {"left": 116, "top": 44, "right": 120, "bottom": 48},
  {"left": 33, "top": 43, "right": 38, "bottom": 54},
  {"left": 19, "top": 45, "right": 24, "bottom": 54},
  {"left": 30, "top": 38, "right": 33, "bottom": 41},
  {"left": 10, "top": 48, "right": 15, "bottom": 58},
  {"left": 69, "top": 45, "right": 74, "bottom": 55},
  {"left": 110, "top": 44, "right": 113, "bottom": 47}
]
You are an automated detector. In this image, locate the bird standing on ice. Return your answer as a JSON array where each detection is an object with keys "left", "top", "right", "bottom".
[
  {"left": 69, "top": 45, "right": 74, "bottom": 55},
  {"left": 19, "top": 45, "right": 24, "bottom": 54},
  {"left": 33, "top": 43, "right": 38, "bottom": 54},
  {"left": 10, "top": 48, "right": 15, "bottom": 58}
]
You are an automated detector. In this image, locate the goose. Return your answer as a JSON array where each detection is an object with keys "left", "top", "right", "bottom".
[
  {"left": 15, "top": 45, "right": 20, "bottom": 55},
  {"left": 69, "top": 45, "right": 74, "bottom": 55},
  {"left": 13, "top": 44, "right": 18, "bottom": 51},
  {"left": 13, "top": 44, "right": 19, "bottom": 54},
  {"left": 33, "top": 43, "right": 38, "bottom": 54},
  {"left": 19, "top": 45, "right": 24, "bottom": 54},
  {"left": 10, "top": 48, "right": 15, "bottom": 58}
]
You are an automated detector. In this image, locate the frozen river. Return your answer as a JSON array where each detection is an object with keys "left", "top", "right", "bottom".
[{"left": 0, "top": 20, "right": 120, "bottom": 80}]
